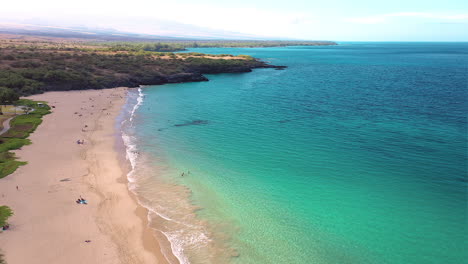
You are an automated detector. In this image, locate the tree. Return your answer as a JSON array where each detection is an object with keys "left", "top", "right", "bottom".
[
  {"left": 0, "top": 87, "right": 19, "bottom": 108},
  {"left": 24, "top": 106, "right": 33, "bottom": 115},
  {"left": 7, "top": 89, "right": 19, "bottom": 104}
]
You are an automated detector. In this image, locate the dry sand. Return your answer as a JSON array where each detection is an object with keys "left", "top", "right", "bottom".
[{"left": 0, "top": 88, "right": 177, "bottom": 264}]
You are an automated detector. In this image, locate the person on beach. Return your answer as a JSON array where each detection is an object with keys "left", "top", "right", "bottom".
[{"left": 76, "top": 196, "right": 87, "bottom": 204}]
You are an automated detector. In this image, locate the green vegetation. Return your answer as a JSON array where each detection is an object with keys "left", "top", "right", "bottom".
[
  {"left": 0, "top": 42, "right": 280, "bottom": 96},
  {"left": 178, "top": 40, "right": 337, "bottom": 48},
  {"left": 3, "top": 38, "right": 335, "bottom": 53},
  {"left": 89, "top": 42, "right": 186, "bottom": 52},
  {"left": 0, "top": 100, "right": 50, "bottom": 178},
  {"left": 0, "top": 205, "right": 13, "bottom": 263},
  {"left": 0, "top": 88, "right": 19, "bottom": 106},
  {"left": 90, "top": 40, "right": 337, "bottom": 52},
  {"left": 1, "top": 100, "right": 50, "bottom": 138},
  {"left": 0, "top": 206, "right": 13, "bottom": 227}
]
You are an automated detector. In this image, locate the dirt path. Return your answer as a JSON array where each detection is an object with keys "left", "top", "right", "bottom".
[{"left": 0, "top": 116, "right": 15, "bottom": 136}]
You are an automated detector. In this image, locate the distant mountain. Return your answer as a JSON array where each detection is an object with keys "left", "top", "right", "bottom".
[
  {"left": 0, "top": 16, "right": 277, "bottom": 41},
  {"left": 0, "top": 23, "right": 190, "bottom": 41}
]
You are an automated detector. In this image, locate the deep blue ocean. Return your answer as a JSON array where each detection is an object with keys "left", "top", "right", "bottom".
[{"left": 123, "top": 42, "right": 468, "bottom": 264}]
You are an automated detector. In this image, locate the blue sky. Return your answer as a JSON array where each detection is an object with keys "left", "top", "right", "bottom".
[{"left": 1, "top": 0, "right": 467, "bottom": 41}]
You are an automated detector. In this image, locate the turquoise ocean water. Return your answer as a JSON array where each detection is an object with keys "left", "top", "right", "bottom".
[{"left": 121, "top": 43, "right": 467, "bottom": 264}]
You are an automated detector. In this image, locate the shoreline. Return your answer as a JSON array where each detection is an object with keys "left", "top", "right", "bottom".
[
  {"left": 0, "top": 88, "right": 176, "bottom": 263},
  {"left": 120, "top": 88, "right": 237, "bottom": 264},
  {"left": 116, "top": 88, "right": 181, "bottom": 264}
]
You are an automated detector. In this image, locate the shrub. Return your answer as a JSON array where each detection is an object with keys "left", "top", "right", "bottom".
[{"left": 0, "top": 206, "right": 13, "bottom": 226}]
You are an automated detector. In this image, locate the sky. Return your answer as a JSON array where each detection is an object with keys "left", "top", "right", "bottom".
[{"left": 1, "top": 0, "right": 467, "bottom": 41}]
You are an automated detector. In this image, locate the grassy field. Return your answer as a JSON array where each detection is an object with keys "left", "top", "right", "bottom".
[{"left": 0, "top": 100, "right": 50, "bottom": 178}]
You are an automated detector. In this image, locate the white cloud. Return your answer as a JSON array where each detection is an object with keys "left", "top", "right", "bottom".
[
  {"left": 2, "top": 1, "right": 467, "bottom": 40},
  {"left": 0, "top": 0, "right": 317, "bottom": 38},
  {"left": 346, "top": 12, "right": 468, "bottom": 24}
]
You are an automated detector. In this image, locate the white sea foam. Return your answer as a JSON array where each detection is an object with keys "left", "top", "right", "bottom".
[
  {"left": 163, "top": 230, "right": 197, "bottom": 264},
  {"left": 146, "top": 203, "right": 199, "bottom": 228},
  {"left": 120, "top": 87, "right": 193, "bottom": 264},
  {"left": 130, "top": 87, "right": 144, "bottom": 122},
  {"left": 122, "top": 87, "right": 144, "bottom": 182},
  {"left": 160, "top": 227, "right": 210, "bottom": 264},
  {"left": 121, "top": 133, "right": 138, "bottom": 184},
  {"left": 141, "top": 197, "right": 210, "bottom": 264}
]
